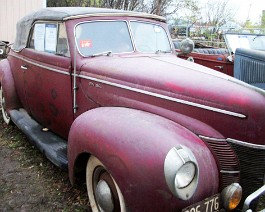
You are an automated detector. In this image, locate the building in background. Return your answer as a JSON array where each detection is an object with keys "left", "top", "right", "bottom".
[{"left": 0, "top": 0, "right": 46, "bottom": 43}]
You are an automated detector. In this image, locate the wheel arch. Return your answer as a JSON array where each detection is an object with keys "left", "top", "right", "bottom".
[
  {"left": 67, "top": 107, "right": 220, "bottom": 210},
  {"left": 0, "top": 59, "right": 21, "bottom": 112},
  {"left": 72, "top": 152, "right": 91, "bottom": 184}
]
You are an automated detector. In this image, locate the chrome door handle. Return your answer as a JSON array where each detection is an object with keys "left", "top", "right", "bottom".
[
  {"left": 214, "top": 66, "right": 224, "bottom": 70},
  {"left": 21, "top": 65, "right": 28, "bottom": 70}
]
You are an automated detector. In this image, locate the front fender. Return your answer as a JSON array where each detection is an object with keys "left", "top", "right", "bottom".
[
  {"left": 68, "top": 107, "right": 219, "bottom": 211},
  {"left": 0, "top": 59, "right": 21, "bottom": 111}
]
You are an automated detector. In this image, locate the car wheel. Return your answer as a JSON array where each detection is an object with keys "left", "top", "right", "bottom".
[
  {"left": 0, "top": 86, "right": 11, "bottom": 124},
  {"left": 86, "top": 156, "right": 126, "bottom": 212}
]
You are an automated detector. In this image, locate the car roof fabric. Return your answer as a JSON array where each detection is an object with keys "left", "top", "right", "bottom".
[{"left": 12, "top": 7, "right": 165, "bottom": 52}]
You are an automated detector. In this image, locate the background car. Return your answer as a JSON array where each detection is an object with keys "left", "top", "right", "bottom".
[{"left": 175, "top": 33, "right": 265, "bottom": 89}]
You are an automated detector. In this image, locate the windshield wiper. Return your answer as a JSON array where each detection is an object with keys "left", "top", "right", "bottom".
[
  {"left": 155, "top": 50, "right": 171, "bottom": 54},
  {"left": 91, "top": 51, "right": 112, "bottom": 57}
]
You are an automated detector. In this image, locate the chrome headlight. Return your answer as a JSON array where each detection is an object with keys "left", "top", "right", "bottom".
[
  {"left": 164, "top": 145, "right": 199, "bottom": 200},
  {"left": 175, "top": 161, "right": 196, "bottom": 189}
]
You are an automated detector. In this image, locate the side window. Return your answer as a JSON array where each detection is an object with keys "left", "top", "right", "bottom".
[{"left": 29, "top": 22, "right": 70, "bottom": 57}]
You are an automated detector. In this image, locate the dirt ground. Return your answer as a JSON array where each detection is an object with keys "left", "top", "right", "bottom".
[{"left": 0, "top": 117, "right": 90, "bottom": 212}]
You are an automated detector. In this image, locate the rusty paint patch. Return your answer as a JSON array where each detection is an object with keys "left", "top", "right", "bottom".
[
  {"left": 51, "top": 89, "right": 57, "bottom": 100},
  {"left": 49, "top": 103, "right": 58, "bottom": 117}
]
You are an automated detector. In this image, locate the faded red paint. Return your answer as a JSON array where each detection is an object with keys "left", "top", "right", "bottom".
[{"left": 0, "top": 8, "right": 264, "bottom": 211}]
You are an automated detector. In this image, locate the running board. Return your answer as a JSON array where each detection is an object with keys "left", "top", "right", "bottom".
[{"left": 10, "top": 109, "right": 68, "bottom": 170}]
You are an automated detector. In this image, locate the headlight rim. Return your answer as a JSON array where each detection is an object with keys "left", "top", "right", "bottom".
[{"left": 164, "top": 145, "right": 199, "bottom": 200}]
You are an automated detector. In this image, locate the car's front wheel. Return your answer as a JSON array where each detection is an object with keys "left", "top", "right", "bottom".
[
  {"left": 86, "top": 156, "right": 126, "bottom": 212},
  {"left": 0, "top": 86, "right": 11, "bottom": 124}
]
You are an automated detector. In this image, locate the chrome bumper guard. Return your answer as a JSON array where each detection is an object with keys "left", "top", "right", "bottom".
[{"left": 242, "top": 184, "right": 265, "bottom": 212}]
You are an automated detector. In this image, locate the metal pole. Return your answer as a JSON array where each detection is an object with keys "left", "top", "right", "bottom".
[{"left": 73, "top": 44, "right": 78, "bottom": 114}]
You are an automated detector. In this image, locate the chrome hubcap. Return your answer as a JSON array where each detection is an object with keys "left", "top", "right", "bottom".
[
  {"left": 95, "top": 180, "right": 114, "bottom": 212},
  {"left": 93, "top": 167, "right": 121, "bottom": 212}
]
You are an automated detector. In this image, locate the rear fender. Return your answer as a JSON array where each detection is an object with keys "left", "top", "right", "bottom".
[
  {"left": 68, "top": 107, "right": 219, "bottom": 210},
  {"left": 0, "top": 59, "right": 21, "bottom": 111}
]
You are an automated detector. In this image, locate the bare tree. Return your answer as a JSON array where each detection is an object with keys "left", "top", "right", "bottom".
[
  {"left": 137, "top": 0, "right": 199, "bottom": 16},
  {"left": 47, "top": 0, "right": 140, "bottom": 10},
  {"left": 47, "top": 0, "right": 200, "bottom": 16},
  {"left": 201, "top": 0, "right": 235, "bottom": 33}
]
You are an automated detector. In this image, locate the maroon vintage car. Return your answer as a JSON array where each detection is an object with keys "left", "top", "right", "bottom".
[{"left": 0, "top": 7, "right": 264, "bottom": 211}]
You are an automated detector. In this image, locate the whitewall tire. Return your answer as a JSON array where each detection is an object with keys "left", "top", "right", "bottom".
[{"left": 86, "top": 156, "right": 126, "bottom": 212}]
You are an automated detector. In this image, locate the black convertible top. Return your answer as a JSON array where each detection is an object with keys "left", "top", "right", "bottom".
[{"left": 12, "top": 7, "right": 165, "bottom": 52}]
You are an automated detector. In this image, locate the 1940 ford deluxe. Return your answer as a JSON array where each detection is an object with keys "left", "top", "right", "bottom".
[{"left": 0, "top": 7, "right": 264, "bottom": 212}]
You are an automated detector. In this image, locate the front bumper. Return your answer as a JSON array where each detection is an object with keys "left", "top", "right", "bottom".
[{"left": 242, "top": 184, "right": 265, "bottom": 212}]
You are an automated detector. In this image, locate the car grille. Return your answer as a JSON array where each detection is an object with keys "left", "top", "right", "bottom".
[
  {"left": 200, "top": 137, "right": 240, "bottom": 189},
  {"left": 228, "top": 141, "right": 265, "bottom": 206}
]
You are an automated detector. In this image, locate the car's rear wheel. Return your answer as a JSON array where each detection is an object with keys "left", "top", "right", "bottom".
[
  {"left": 86, "top": 156, "right": 126, "bottom": 212},
  {"left": 0, "top": 86, "right": 11, "bottom": 124}
]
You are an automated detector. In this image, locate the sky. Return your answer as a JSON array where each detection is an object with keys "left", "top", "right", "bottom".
[
  {"left": 197, "top": 0, "right": 265, "bottom": 24},
  {"left": 226, "top": 0, "right": 265, "bottom": 23}
]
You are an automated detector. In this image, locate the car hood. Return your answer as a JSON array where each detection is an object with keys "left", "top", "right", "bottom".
[{"left": 79, "top": 54, "right": 265, "bottom": 145}]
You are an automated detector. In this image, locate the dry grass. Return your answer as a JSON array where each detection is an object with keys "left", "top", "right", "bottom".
[{"left": 0, "top": 118, "right": 89, "bottom": 211}]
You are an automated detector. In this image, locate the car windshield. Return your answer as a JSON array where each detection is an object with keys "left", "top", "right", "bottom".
[
  {"left": 75, "top": 21, "right": 133, "bottom": 56},
  {"left": 130, "top": 21, "right": 171, "bottom": 53},
  {"left": 75, "top": 20, "right": 171, "bottom": 56},
  {"left": 225, "top": 33, "right": 265, "bottom": 53}
]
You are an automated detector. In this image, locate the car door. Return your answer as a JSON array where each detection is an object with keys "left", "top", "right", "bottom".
[{"left": 21, "top": 22, "right": 73, "bottom": 139}]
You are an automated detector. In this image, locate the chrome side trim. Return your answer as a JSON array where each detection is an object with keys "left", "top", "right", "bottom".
[
  {"left": 77, "top": 74, "right": 246, "bottom": 119},
  {"left": 9, "top": 53, "right": 247, "bottom": 119},
  {"left": 220, "top": 170, "right": 240, "bottom": 174},
  {"left": 198, "top": 135, "right": 227, "bottom": 142},
  {"left": 227, "top": 138, "right": 265, "bottom": 150},
  {"left": 10, "top": 54, "right": 70, "bottom": 76},
  {"left": 199, "top": 136, "right": 265, "bottom": 150}
]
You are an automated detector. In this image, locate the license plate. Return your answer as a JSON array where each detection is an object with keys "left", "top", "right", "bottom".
[{"left": 182, "top": 194, "right": 220, "bottom": 212}]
